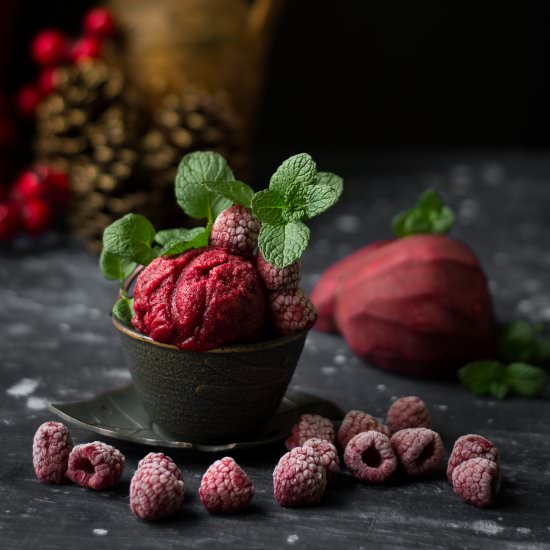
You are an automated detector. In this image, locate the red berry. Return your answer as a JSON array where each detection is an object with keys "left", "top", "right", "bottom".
[
  {"left": 11, "top": 170, "right": 45, "bottom": 202},
  {"left": 391, "top": 428, "right": 445, "bottom": 476},
  {"left": 257, "top": 253, "right": 301, "bottom": 290},
  {"left": 452, "top": 457, "right": 500, "bottom": 507},
  {"left": 66, "top": 441, "right": 125, "bottom": 490},
  {"left": 16, "top": 85, "right": 41, "bottom": 118},
  {"left": 268, "top": 288, "right": 317, "bottom": 335},
  {"left": 32, "top": 421, "right": 73, "bottom": 484},
  {"left": 302, "top": 438, "right": 340, "bottom": 483},
  {"left": 39, "top": 166, "right": 70, "bottom": 208},
  {"left": 285, "top": 414, "right": 335, "bottom": 451},
  {"left": 344, "top": 431, "right": 397, "bottom": 483},
  {"left": 0, "top": 200, "right": 21, "bottom": 240},
  {"left": 38, "top": 67, "right": 59, "bottom": 95},
  {"left": 199, "top": 457, "right": 255, "bottom": 513},
  {"left": 31, "top": 29, "right": 68, "bottom": 66},
  {"left": 447, "top": 434, "right": 499, "bottom": 483},
  {"left": 70, "top": 36, "right": 102, "bottom": 63},
  {"left": 337, "top": 410, "right": 389, "bottom": 452},
  {"left": 273, "top": 446, "right": 326, "bottom": 507},
  {"left": 21, "top": 198, "right": 52, "bottom": 235},
  {"left": 209, "top": 205, "right": 260, "bottom": 256},
  {"left": 83, "top": 7, "right": 116, "bottom": 38},
  {"left": 386, "top": 396, "right": 432, "bottom": 434},
  {"left": 130, "top": 462, "right": 185, "bottom": 520},
  {"left": 137, "top": 452, "right": 182, "bottom": 481}
]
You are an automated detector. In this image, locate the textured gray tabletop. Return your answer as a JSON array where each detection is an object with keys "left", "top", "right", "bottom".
[{"left": 1, "top": 150, "right": 549, "bottom": 549}]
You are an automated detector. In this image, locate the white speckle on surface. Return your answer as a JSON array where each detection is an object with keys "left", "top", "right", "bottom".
[
  {"left": 26, "top": 397, "right": 49, "bottom": 410},
  {"left": 333, "top": 354, "right": 347, "bottom": 365},
  {"left": 6, "top": 323, "right": 32, "bottom": 336},
  {"left": 69, "top": 332, "right": 107, "bottom": 344},
  {"left": 59, "top": 322, "right": 71, "bottom": 333},
  {"left": 1, "top": 419, "right": 14, "bottom": 426},
  {"left": 516, "top": 527, "right": 531, "bottom": 535},
  {"left": 7, "top": 378, "right": 39, "bottom": 397},
  {"left": 93, "top": 528, "right": 108, "bottom": 536},
  {"left": 321, "top": 366, "right": 337, "bottom": 376},
  {"left": 471, "top": 520, "right": 505, "bottom": 536},
  {"left": 482, "top": 163, "right": 504, "bottom": 185},
  {"left": 435, "top": 404, "right": 448, "bottom": 412},
  {"left": 104, "top": 368, "right": 131, "bottom": 379},
  {"left": 487, "top": 418, "right": 494, "bottom": 424},
  {"left": 376, "top": 384, "right": 387, "bottom": 392},
  {"left": 287, "top": 534, "right": 299, "bottom": 544},
  {"left": 458, "top": 198, "right": 480, "bottom": 222},
  {"left": 335, "top": 215, "right": 360, "bottom": 233}
]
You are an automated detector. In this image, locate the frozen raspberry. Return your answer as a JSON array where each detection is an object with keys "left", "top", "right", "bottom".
[
  {"left": 84, "top": 7, "right": 116, "bottom": 38},
  {"left": 66, "top": 441, "right": 125, "bottom": 490},
  {"left": 303, "top": 438, "right": 340, "bottom": 483},
  {"left": 21, "top": 198, "right": 52, "bottom": 235},
  {"left": 285, "top": 414, "right": 335, "bottom": 450},
  {"left": 447, "top": 434, "right": 499, "bottom": 483},
  {"left": 31, "top": 29, "right": 68, "bottom": 66},
  {"left": 257, "top": 254, "right": 301, "bottom": 290},
  {"left": 337, "top": 410, "right": 390, "bottom": 451},
  {"left": 130, "top": 463, "right": 185, "bottom": 520},
  {"left": 344, "top": 431, "right": 397, "bottom": 483},
  {"left": 391, "top": 428, "right": 445, "bottom": 476},
  {"left": 386, "top": 396, "right": 431, "bottom": 434},
  {"left": 138, "top": 452, "right": 182, "bottom": 481},
  {"left": 452, "top": 457, "right": 500, "bottom": 507},
  {"left": 199, "top": 457, "right": 254, "bottom": 513},
  {"left": 273, "top": 446, "right": 326, "bottom": 507},
  {"left": 269, "top": 288, "right": 317, "bottom": 335},
  {"left": 70, "top": 36, "right": 102, "bottom": 63},
  {"left": 32, "top": 421, "right": 73, "bottom": 484},
  {"left": 38, "top": 67, "right": 58, "bottom": 95},
  {"left": 209, "top": 205, "right": 260, "bottom": 256}
]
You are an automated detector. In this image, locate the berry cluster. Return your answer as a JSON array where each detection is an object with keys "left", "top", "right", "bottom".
[
  {"left": 210, "top": 204, "right": 316, "bottom": 336},
  {"left": 16, "top": 7, "right": 116, "bottom": 119}
]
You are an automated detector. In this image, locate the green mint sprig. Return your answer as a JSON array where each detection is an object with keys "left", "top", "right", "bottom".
[
  {"left": 392, "top": 189, "right": 454, "bottom": 238},
  {"left": 458, "top": 360, "right": 547, "bottom": 399},
  {"left": 498, "top": 320, "right": 550, "bottom": 365}
]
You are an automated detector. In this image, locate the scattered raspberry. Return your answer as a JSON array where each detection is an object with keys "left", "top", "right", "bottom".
[
  {"left": 285, "top": 414, "right": 335, "bottom": 450},
  {"left": 199, "top": 457, "right": 254, "bottom": 513},
  {"left": 452, "top": 457, "right": 500, "bottom": 507},
  {"left": 386, "top": 396, "right": 431, "bottom": 434},
  {"left": 138, "top": 452, "right": 182, "bottom": 481},
  {"left": 70, "top": 36, "right": 102, "bottom": 63},
  {"left": 32, "top": 421, "right": 73, "bottom": 484},
  {"left": 39, "top": 67, "right": 58, "bottom": 95},
  {"left": 257, "top": 254, "right": 301, "bottom": 290},
  {"left": 209, "top": 205, "right": 260, "bottom": 256},
  {"left": 21, "top": 198, "right": 52, "bottom": 235},
  {"left": 447, "top": 434, "right": 499, "bottom": 482},
  {"left": 66, "top": 441, "right": 125, "bottom": 490},
  {"left": 268, "top": 288, "right": 317, "bottom": 335},
  {"left": 303, "top": 438, "right": 340, "bottom": 483},
  {"left": 130, "top": 463, "right": 185, "bottom": 520},
  {"left": 31, "top": 29, "right": 68, "bottom": 66},
  {"left": 273, "top": 446, "right": 326, "bottom": 507},
  {"left": 16, "top": 85, "right": 41, "bottom": 119},
  {"left": 391, "top": 428, "right": 445, "bottom": 476},
  {"left": 84, "top": 7, "right": 116, "bottom": 38},
  {"left": 343, "top": 430, "right": 397, "bottom": 483},
  {"left": 337, "top": 410, "right": 390, "bottom": 451}
]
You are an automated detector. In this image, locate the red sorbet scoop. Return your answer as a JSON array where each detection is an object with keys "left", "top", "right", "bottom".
[{"left": 132, "top": 247, "right": 266, "bottom": 351}]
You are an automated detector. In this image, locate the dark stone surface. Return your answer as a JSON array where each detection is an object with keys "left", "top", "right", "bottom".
[{"left": 1, "top": 150, "right": 549, "bottom": 549}]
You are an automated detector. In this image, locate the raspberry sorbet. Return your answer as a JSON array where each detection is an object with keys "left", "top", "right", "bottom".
[{"left": 132, "top": 247, "right": 266, "bottom": 351}]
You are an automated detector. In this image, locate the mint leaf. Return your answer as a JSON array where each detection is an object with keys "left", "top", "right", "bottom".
[
  {"left": 489, "top": 380, "right": 510, "bottom": 399},
  {"left": 303, "top": 182, "right": 341, "bottom": 219},
  {"left": 251, "top": 189, "right": 287, "bottom": 225},
  {"left": 160, "top": 225, "right": 211, "bottom": 256},
  {"left": 498, "top": 320, "right": 541, "bottom": 363},
  {"left": 155, "top": 227, "right": 205, "bottom": 246},
  {"left": 458, "top": 360, "right": 506, "bottom": 396},
  {"left": 112, "top": 296, "right": 134, "bottom": 326},
  {"left": 392, "top": 189, "right": 454, "bottom": 238},
  {"left": 175, "top": 151, "right": 233, "bottom": 221},
  {"left": 535, "top": 338, "right": 550, "bottom": 364},
  {"left": 258, "top": 222, "right": 310, "bottom": 268},
  {"left": 103, "top": 213, "right": 158, "bottom": 266},
  {"left": 99, "top": 249, "right": 137, "bottom": 283},
  {"left": 505, "top": 363, "right": 547, "bottom": 396},
  {"left": 203, "top": 180, "right": 253, "bottom": 208},
  {"left": 269, "top": 153, "right": 317, "bottom": 200},
  {"left": 317, "top": 172, "right": 343, "bottom": 201}
]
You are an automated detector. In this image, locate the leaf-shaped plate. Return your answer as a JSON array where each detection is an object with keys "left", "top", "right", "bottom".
[{"left": 49, "top": 385, "right": 344, "bottom": 452}]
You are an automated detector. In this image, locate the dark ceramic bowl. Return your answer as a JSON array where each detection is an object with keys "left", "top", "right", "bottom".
[{"left": 112, "top": 317, "right": 308, "bottom": 443}]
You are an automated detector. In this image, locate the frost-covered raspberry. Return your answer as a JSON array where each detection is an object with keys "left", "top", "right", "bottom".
[
  {"left": 303, "top": 438, "right": 340, "bottom": 483},
  {"left": 273, "top": 446, "right": 326, "bottom": 507},
  {"left": 386, "top": 396, "right": 431, "bottom": 434},
  {"left": 390, "top": 428, "right": 445, "bottom": 476},
  {"left": 199, "top": 457, "right": 254, "bottom": 513},
  {"left": 447, "top": 434, "right": 499, "bottom": 482},
  {"left": 337, "top": 410, "right": 390, "bottom": 452},
  {"left": 285, "top": 414, "right": 335, "bottom": 450},
  {"left": 344, "top": 431, "right": 397, "bottom": 483},
  {"left": 452, "top": 457, "right": 500, "bottom": 507},
  {"left": 32, "top": 421, "right": 73, "bottom": 484},
  {"left": 66, "top": 441, "right": 125, "bottom": 490},
  {"left": 257, "top": 254, "right": 300, "bottom": 290},
  {"left": 138, "top": 452, "right": 182, "bottom": 481},
  {"left": 269, "top": 288, "right": 317, "bottom": 335},
  {"left": 209, "top": 205, "right": 260, "bottom": 256},
  {"left": 130, "top": 463, "right": 185, "bottom": 520}
]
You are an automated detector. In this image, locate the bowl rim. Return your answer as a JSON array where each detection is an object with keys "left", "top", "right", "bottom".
[{"left": 112, "top": 316, "right": 308, "bottom": 353}]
